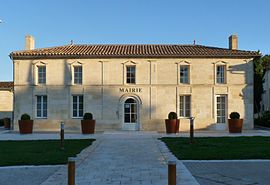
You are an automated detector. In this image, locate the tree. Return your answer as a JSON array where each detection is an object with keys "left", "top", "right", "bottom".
[{"left": 254, "top": 55, "right": 270, "bottom": 113}]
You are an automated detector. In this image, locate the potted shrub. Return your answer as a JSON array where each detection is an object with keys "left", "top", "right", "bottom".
[
  {"left": 19, "top": 113, "right": 33, "bottom": 134},
  {"left": 165, "top": 112, "right": 180, "bottom": 134},
  {"left": 81, "top": 113, "right": 95, "bottom": 134},
  {"left": 228, "top": 112, "right": 243, "bottom": 133}
]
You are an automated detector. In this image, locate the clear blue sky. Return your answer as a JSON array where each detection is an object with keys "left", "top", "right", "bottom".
[{"left": 0, "top": 0, "right": 269, "bottom": 81}]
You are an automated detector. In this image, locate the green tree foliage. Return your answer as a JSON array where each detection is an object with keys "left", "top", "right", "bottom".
[{"left": 254, "top": 55, "right": 270, "bottom": 113}]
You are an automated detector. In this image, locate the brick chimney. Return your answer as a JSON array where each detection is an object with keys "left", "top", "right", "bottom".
[
  {"left": 25, "top": 35, "right": 35, "bottom": 50},
  {"left": 229, "top": 34, "right": 238, "bottom": 50}
]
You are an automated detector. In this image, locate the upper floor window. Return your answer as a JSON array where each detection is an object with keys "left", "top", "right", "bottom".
[
  {"left": 72, "top": 95, "right": 83, "bottom": 118},
  {"left": 180, "top": 65, "right": 189, "bottom": 84},
  {"left": 126, "top": 66, "right": 136, "bottom": 84},
  {"left": 36, "top": 95, "right": 47, "bottom": 118},
  {"left": 179, "top": 95, "right": 191, "bottom": 117},
  {"left": 74, "top": 66, "right": 82, "bottom": 84},
  {"left": 38, "top": 66, "right": 46, "bottom": 84},
  {"left": 216, "top": 65, "right": 226, "bottom": 84}
]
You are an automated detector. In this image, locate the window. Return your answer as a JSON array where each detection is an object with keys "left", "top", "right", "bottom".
[
  {"left": 216, "top": 65, "right": 225, "bottom": 84},
  {"left": 179, "top": 95, "right": 191, "bottom": 117},
  {"left": 216, "top": 95, "right": 226, "bottom": 123},
  {"left": 38, "top": 66, "right": 46, "bottom": 84},
  {"left": 180, "top": 65, "right": 189, "bottom": 84},
  {"left": 72, "top": 95, "right": 83, "bottom": 118},
  {"left": 74, "top": 66, "right": 82, "bottom": 84},
  {"left": 126, "top": 66, "right": 136, "bottom": 84},
  {"left": 36, "top": 95, "right": 47, "bottom": 118}
]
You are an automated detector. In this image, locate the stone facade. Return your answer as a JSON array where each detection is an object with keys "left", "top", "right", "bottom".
[
  {"left": 12, "top": 56, "right": 254, "bottom": 132},
  {"left": 0, "top": 82, "right": 13, "bottom": 120}
]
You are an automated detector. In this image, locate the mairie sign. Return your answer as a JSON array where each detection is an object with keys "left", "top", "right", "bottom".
[{"left": 119, "top": 88, "right": 142, "bottom": 93}]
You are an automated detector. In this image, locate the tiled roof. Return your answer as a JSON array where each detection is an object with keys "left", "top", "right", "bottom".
[
  {"left": 0, "top": 82, "right": 13, "bottom": 90},
  {"left": 10, "top": 44, "right": 260, "bottom": 59}
]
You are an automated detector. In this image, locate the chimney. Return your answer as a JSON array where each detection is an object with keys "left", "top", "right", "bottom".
[
  {"left": 229, "top": 34, "right": 238, "bottom": 50},
  {"left": 25, "top": 35, "right": 35, "bottom": 50}
]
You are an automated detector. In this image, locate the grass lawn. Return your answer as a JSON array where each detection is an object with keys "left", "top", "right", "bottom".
[
  {"left": 160, "top": 136, "right": 270, "bottom": 160},
  {"left": 0, "top": 139, "right": 95, "bottom": 166}
]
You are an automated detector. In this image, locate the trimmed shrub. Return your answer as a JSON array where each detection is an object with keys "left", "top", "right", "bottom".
[
  {"left": 229, "top": 112, "right": 240, "bottom": 119},
  {"left": 168, "top": 112, "right": 177, "bottom": 120},
  {"left": 21, "top": 114, "right": 31, "bottom": 120},
  {"left": 83, "top": 113, "right": 93, "bottom": 120}
]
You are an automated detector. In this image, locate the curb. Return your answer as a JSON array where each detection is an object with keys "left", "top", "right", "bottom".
[{"left": 156, "top": 138, "right": 200, "bottom": 185}]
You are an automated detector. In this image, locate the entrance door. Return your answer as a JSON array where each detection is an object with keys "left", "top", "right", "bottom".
[{"left": 123, "top": 98, "right": 138, "bottom": 130}]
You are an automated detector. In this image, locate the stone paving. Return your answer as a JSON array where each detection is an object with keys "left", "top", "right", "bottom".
[
  {"left": 41, "top": 132, "right": 199, "bottom": 185},
  {"left": 184, "top": 160, "right": 270, "bottom": 185},
  {"left": 0, "top": 165, "right": 61, "bottom": 185}
]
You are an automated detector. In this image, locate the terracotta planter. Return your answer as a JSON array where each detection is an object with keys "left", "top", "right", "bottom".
[
  {"left": 19, "top": 120, "right": 33, "bottom": 134},
  {"left": 228, "top": 119, "right": 243, "bottom": 133},
  {"left": 81, "top": 120, "right": 95, "bottom": 134},
  {"left": 3, "top": 118, "right": 11, "bottom": 129},
  {"left": 165, "top": 119, "right": 180, "bottom": 134}
]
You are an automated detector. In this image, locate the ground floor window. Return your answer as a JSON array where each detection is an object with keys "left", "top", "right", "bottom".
[
  {"left": 73, "top": 95, "right": 83, "bottom": 118},
  {"left": 216, "top": 95, "right": 226, "bottom": 123},
  {"left": 36, "top": 95, "right": 47, "bottom": 118},
  {"left": 179, "top": 95, "right": 191, "bottom": 117}
]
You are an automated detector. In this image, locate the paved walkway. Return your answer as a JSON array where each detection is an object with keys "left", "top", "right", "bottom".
[
  {"left": 184, "top": 160, "right": 270, "bottom": 185},
  {"left": 41, "top": 132, "right": 198, "bottom": 185}
]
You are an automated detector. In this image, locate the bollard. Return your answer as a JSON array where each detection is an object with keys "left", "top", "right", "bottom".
[
  {"left": 60, "top": 121, "right": 65, "bottom": 150},
  {"left": 68, "top": 157, "right": 76, "bottom": 185},
  {"left": 189, "top": 117, "right": 195, "bottom": 144},
  {"left": 168, "top": 161, "right": 176, "bottom": 185}
]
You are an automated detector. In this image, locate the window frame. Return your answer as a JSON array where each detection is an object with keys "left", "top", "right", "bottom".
[
  {"left": 73, "top": 65, "right": 83, "bottom": 85},
  {"left": 72, "top": 95, "right": 84, "bottom": 118},
  {"left": 216, "top": 65, "right": 226, "bottom": 84},
  {"left": 215, "top": 94, "right": 227, "bottom": 124},
  {"left": 37, "top": 65, "right": 46, "bottom": 84},
  {"left": 179, "top": 95, "right": 191, "bottom": 118},
  {"left": 180, "top": 65, "right": 190, "bottom": 84},
  {"left": 36, "top": 95, "right": 47, "bottom": 119},
  {"left": 126, "top": 65, "right": 136, "bottom": 84}
]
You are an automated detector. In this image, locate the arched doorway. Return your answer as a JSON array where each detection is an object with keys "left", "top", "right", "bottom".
[{"left": 123, "top": 97, "right": 139, "bottom": 130}]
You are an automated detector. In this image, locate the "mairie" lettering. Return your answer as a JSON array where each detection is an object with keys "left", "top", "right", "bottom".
[{"left": 119, "top": 88, "right": 142, "bottom": 93}]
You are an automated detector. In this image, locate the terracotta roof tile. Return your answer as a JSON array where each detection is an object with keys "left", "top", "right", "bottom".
[
  {"left": 10, "top": 44, "right": 260, "bottom": 59},
  {"left": 0, "top": 82, "right": 13, "bottom": 90}
]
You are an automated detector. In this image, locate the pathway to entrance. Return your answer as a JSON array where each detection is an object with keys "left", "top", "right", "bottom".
[{"left": 41, "top": 132, "right": 198, "bottom": 185}]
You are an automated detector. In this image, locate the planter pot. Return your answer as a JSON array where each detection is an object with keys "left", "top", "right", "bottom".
[
  {"left": 165, "top": 119, "right": 180, "bottom": 134},
  {"left": 19, "top": 120, "right": 33, "bottom": 134},
  {"left": 228, "top": 119, "right": 243, "bottom": 133},
  {"left": 81, "top": 120, "right": 96, "bottom": 134},
  {"left": 3, "top": 118, "right": 11, "bottom": 129}
]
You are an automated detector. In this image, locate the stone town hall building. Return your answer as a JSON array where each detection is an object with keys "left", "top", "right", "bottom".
[{"left": 9, "top": 35, "right": 259, "bottom": 132}]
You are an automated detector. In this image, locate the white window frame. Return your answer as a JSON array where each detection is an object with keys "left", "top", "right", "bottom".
[
  {"left": 32, "top": 61, "right": 47, "bottom": 85},
  {"left": 72, "top": 95, "right": 83, "bottom": 118},
  {"left": 216, "top": 65, "right": 226, "bottom": 84},
  {"left": 215, "top": 94, "right": 227, "bottom": 124},
  {"left": 36, "top": 95, "right": 47, "bottom": 118},
  {"left": 38, "top": 66, "right": 46, "bottom": 84},
  {"left": 68, "top": 61, "right": 84, "bottom": 85},
  {"left": 180, "top": 65, "right": 190, "bottom": 84},
  {"left": 126, "top": 65, "right": 136, "bottom": 84},
  {"left": 179, "top": 95, "right": 191, "bottom": 118},
  {"left": 122, "top": 61, "right": 137, "bottom": 85},
  {"left": 73, "top": 65, "right": 83, "bottom": 85}
]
